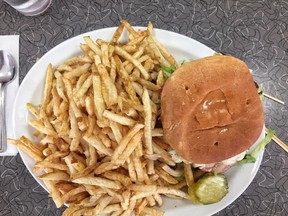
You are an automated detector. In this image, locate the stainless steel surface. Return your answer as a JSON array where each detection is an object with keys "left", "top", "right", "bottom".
[
  {"left": 0, "top": 50, "right": 16, "bottom": 153},
  {"left": 3, "top": 0, "right": 52, "bottom": 16}
]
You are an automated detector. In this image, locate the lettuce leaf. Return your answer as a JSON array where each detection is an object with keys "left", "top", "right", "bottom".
[
  {"left": 235, "top": 128, "right": 275, "bottom": 166},
  {"left": 250, "top": 128, "right": 275, "bottom": 158},
  {"left": 161, "top": 63, "right": 176, "bottom": 79},
  {"left": 235, "top": 154, "right": 256, "bottom": 166}
]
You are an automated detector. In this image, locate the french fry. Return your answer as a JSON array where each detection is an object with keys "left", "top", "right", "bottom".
[
  {"left": 56, "top": 64, "right": 72, "bottom": 72},
  {"left": 92, "top": 75, "right": 106, "bottom": 119},
  {"left": 35, "top": 160, "right": 69, "bottom": 171},
  {"left": 83, "top": 36, "right": 101, "bottom": 55},
  {"left": 72, "top": 176, "right": 122, "bottom": 190},
  {"left": 62, "top": 78, "right": 83, "bottom": 119},
  {"left": 152, "top": 128, "right": 163, "bottom": 137},
  {"left": 131, "top": 191, "right": 156, "bottom": 201},
  {"left": 63, "top": 63, "right": 91, "bottom": 79},
  {"left": 157, "top": 186, "right": 189, "bottom": 199},
  {"left": 143, "top": 88, "right": 155, "bottom": 174},
  {"left": 71, "top": 163, "right": 98, "bottom": 180},
  {"left": 97, "top": 64, "right": 118, "bottom": 107},
  {"left": 62, "top": 206, "right": 78, "bottom": 216},
  {"left": 8, "top": 139, "right": 44, "bottom": 161},
  {"left": 103, "top": 110, "right": 136, "bottom": 126},
  {"left": 121, "top": 19, "right": 140, "bottom": 38},
  {"left": 28, "top": 120, "right": 58, "bottom": 138},
  {"left": 129, "top": 184, "right": 158, "bottom": 192},
  {"left": 147, "top": 21, "right": 153, "bottom": 35},
  {"left": 109, "top": 120, "right": 123, "bottom": 144},
  {"left": 150, "top": 35, "right": 178, "bottom": 66},
  {"left": 93, "top": 195, "right": 114, "bottom": 215},
  {"left": 42, "top": 64, "right": 53, "bottom": 110},
  {"left": 102, "top": 171, "right": 132, "bottom": 187},
  {"left": 111, "top": 23, "right": 124, "bottom": 44},
  {"left": 127, "top": 158, "right": 137, "bottom": 182},
  {"left": 101, "top": 204, "right": 122, "bottom": 214},
  {"left": 111, "top": 123, "right": 144, "bottom": 162},
  {"left": 121, "top": 199, "right": 136, "bottom": 216},
  {"left": 54, "top": 71, "right": 67, "bottom": 101},
  {"left": 26, "top": 103, "right": 39, "bottom": 119},
  {"left": 85, "top": 95, "right": 95, "bottom": 116},
  {"left": 44, "top": 151, "right": 69, "bottom": 162},
  {"left": 103, "top": 187, "right": 124, "bottom": 203},
  {"left": 127, "top": 35, "right": 146, "bottom": 46},
  {"left": 19, "top": 136, "right": 43, "bottom": 156},
  {"left": 55, "top": 181, "right": 78, "bottom": 194},
  {"left": 69, "top": 106, "right": 81, "bottom": 152},
  {"left": 75, "top": 75, "right": 93, "bottom": 98},
  {"left": 44, "top": 180, "right": 64, "bottom": 208},
  {"left": 93, "top": 127, "right": 112, "bottom": 148},
  {"left": 161, "top": 164, "right": 183, "bottom": 178},
  {"left": 82, "top": 134, "right": 113, "bottom": 156},
  {"left": 121, "top": 44, "right": 137, "bottom": 53},
  {"left": 39, "top": 171, "right": 69, "bottom": 181},
  {"left": 62, "top": 186, "right": 87, "bottom": 203},
  {"left": 114, "top": 55, "right": 142, "bottom": 106},
  {"left": 65, "top": 54, "right": 93, "bottom": 65},
  {"left": 147, "top": 35, "right": 170, "bottom": 67},
  {"left": 75, "top": 72, "right": 90, "bottom": 92},
  {"left": 131, "top": 152, "right": 144, "bottom": 182},
  {"left": 117, "top": 130, "right": 144, "bottom": 163},
  {"left": 143, "top": 58, "right": 154, "bottom": 72},
  {"left": 183, "top": 163, "right": 194, "bottom": 186},
  {"left": 84, "top": 185, "right": 105, "bottom": 196},
  {"left": 170, "top": 180, "right": 187, "bottom": 190},
  {"left": 142, "top": 207, "right": 164, "bottom": 216},
  {"left": 114, "top": 46, "right": 150, "bottom": 80},
  {"left": 101, "top": 42, "right": 110, "bottom": 68},
  {"left": 51, "top": 86, "right": 61, "bottom": 117},
  {"left": 94, "top": 161, "right": 119, "bottom": 175},
  {"left": 110, "top": 57, "right": 117, "bottom": 82},
  {"left": 63, "top": 154, "right": 77, "bottom": 175},
  {"left": 155, "top": 167, "right": 178, "bottom": 185},
  {"left": 137, "top": 78, "right": 161, "bottom": 91}
]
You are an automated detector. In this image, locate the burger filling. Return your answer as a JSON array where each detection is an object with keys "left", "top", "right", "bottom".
[{"left": 168, "top": 150, "right": 246, "bottom": 173}]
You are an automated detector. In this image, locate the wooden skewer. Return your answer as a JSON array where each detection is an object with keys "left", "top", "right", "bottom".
[
  {"left": 263, "top": 93, "right": 285, "bottom": 105},
  {"left": 265, "top": 128, "right": 288, "bottom": 153}
]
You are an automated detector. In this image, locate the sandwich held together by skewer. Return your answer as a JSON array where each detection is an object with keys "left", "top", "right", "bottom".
[{"left": 161, "top": 55, "right": 264, "bottom": 172}]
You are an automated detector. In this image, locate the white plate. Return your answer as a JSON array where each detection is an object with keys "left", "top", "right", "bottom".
[{"left": 13, "top": 27, "right": 265, "bottom": 216}]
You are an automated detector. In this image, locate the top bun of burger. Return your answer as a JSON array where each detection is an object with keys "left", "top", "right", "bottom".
[{"left": 161, "top": 55, "right": 264, "bottom": 164}]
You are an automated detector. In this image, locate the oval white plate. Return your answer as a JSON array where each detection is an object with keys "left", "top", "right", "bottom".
[{"left": 13, "top": 27, "right": 265, "bottom": 216}]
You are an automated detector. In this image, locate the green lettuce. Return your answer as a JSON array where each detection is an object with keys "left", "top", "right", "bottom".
[
  {"left": 235, "top": 128, "right": 275, "bottom": 166},
  {"left": 235, "top": 154, "right": 256, "bottom": 166},
  {"left": 161, "top": 63, "right": 176, "bottom": 79}
]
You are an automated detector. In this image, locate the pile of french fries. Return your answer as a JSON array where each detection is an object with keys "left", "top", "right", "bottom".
[{"left": 9, "top": 20, "right": 195, "bottom": 216}]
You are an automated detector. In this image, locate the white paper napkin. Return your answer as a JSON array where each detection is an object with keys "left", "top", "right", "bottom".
[{"left": 0, "top": 35, "right": 19, "bottom": 156}]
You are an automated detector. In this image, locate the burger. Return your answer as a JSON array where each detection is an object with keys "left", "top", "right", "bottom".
[{"left": 160, "top": 55, "right": 265, "bottom": 173}]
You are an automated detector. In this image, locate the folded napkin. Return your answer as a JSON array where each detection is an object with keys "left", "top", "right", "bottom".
[{"left": 0, "top": 35, "right": 19, "bottom": 156}]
